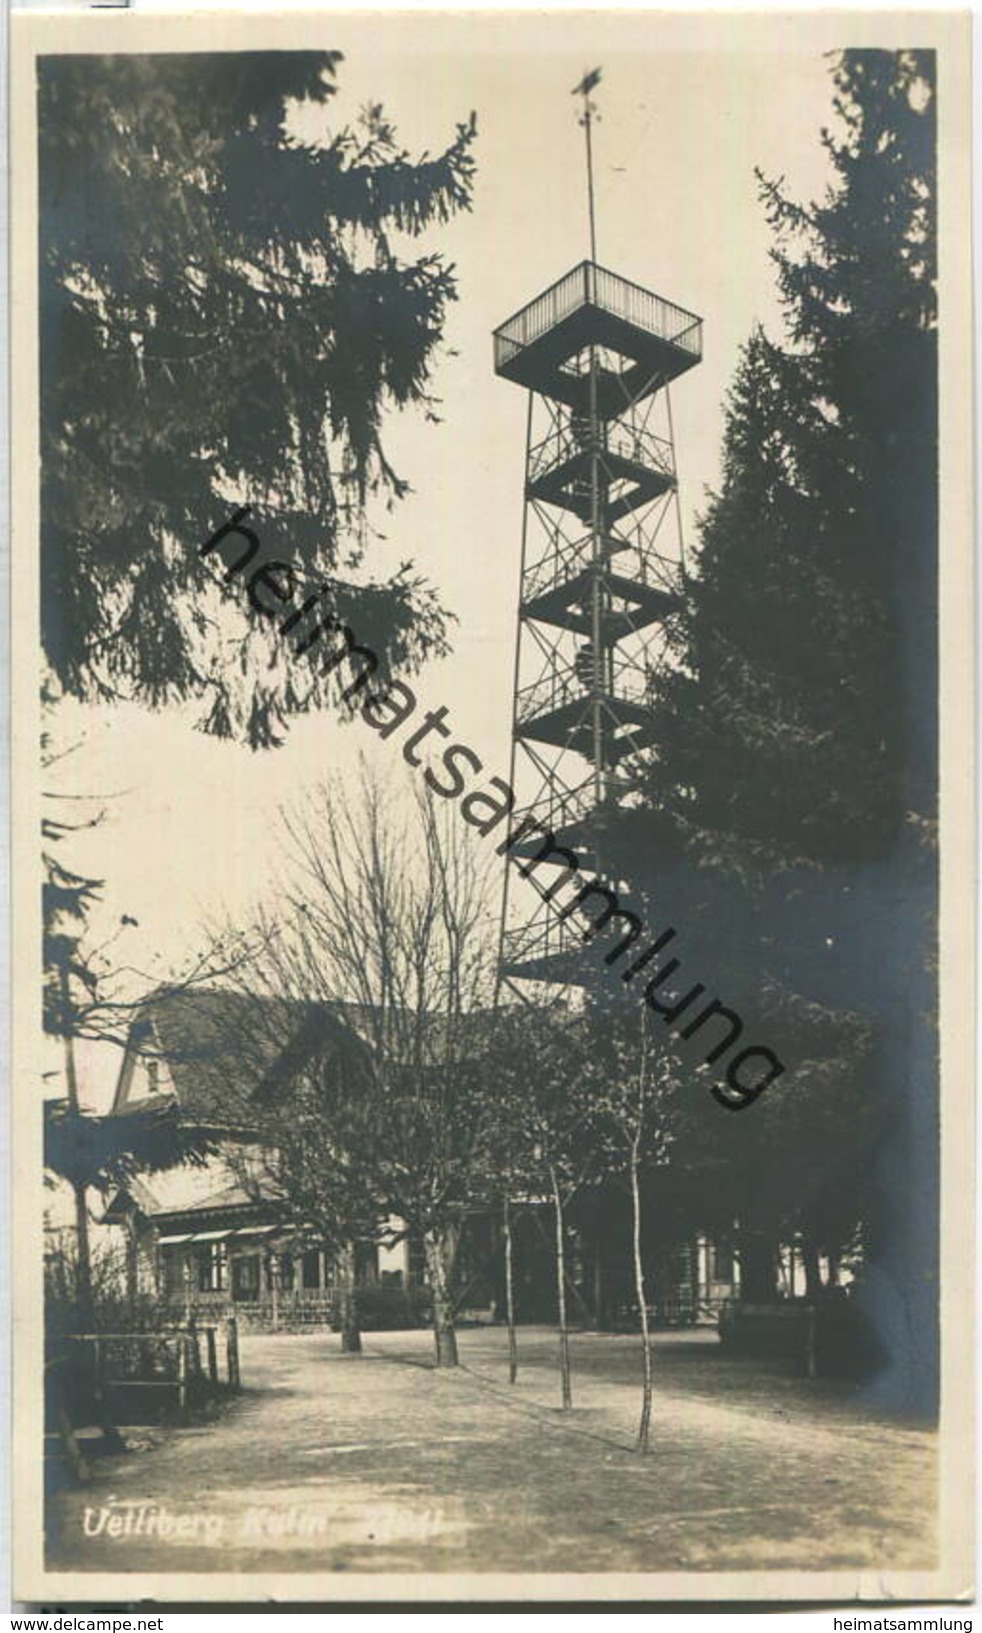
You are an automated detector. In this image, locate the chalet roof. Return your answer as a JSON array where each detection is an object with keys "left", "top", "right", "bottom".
[
  {"left": 316, "top": 999, "right": 499, "bottom": 1066},
  {"left": 121, "top": 1164, "right": 262, "bottom": 1217},
  {"left": 115, "top": 988, "right": 498, "bottom": 1132},
  {"left": 116, "top": 989, "right": 364, "bottom": 1129},
  {"left": 103, "top": 1141, "right": 278, "bottom": 1223}
]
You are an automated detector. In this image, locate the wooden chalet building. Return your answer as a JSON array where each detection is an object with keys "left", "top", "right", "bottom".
[
  {"left": 100, "top": 988, "right": 743, "bottom": 1333},
  {"left": 102, "top": 990, "right": 415, "bottom": 1328}
]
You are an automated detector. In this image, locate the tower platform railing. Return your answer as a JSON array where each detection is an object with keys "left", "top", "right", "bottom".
[
  {"left": 522, "top": 534, "right": 594, "bottom": 604},
  {"left": 527, "top": 417, "right": 675, "bottom": 491},
  {"left": 494, "top": 260, "right": 702, "bottom": 373},
  {"left": 516, "top": 659, "right": 651, "bottom": 733}
]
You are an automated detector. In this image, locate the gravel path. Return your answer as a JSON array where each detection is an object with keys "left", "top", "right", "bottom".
[{"left": 47, "top": 1325, "right": 936, "bottom": 1576}]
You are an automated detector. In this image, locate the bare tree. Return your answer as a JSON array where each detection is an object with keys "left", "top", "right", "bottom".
[
  {"left": 491, "top": 1006, "right": 603, "bottom": 1410},
  {"left": 207, "top": 981, "right": 388, "bottom": 1355},
  {"left": 502, "top": 1192, "right": 519, "bottom": 1385},
  {"left": 231, "top": 766, "right": 502, "bottom": 1368},
  {"left": 233, "top": 1091, "right": 385, "bottom": 1355},
  {"left": 592, "top": 1010, "right": 692, "bottom": 1453}
]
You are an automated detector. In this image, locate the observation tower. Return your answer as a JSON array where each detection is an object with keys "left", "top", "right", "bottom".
[{"left": 494, "top": 70, "right": 702, "bottom": 1001}]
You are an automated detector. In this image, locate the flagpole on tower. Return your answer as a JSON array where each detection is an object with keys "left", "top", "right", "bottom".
[{"left": 573, "top": 67, "right": 602, "bottom": 262}]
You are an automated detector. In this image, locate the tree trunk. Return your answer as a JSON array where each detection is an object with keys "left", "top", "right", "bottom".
[
  {"left": 337, "top": 1240, "right": 362, "bottom": 1353},
  {"left": 61, "top": 976, "right": 94, "bottom": 1333},
  {"left": 503, "top": 1195, "right": 518, "bottom": 1385},
  {"left": 124, "top": 1214, "right": 139, "bottom": 1315},
  {"left": 62, "top": 1001, "right": 122, "bottom": 1450},
  {"left": 630, "top": 1142, "right": 653, "bottom": 1453},
  {"left": 72, "top": 1179, "right": 94, "bottom": 1335},
  {"left": 592, "top": 1249, "right": 602, "bottom": 1330},
  {"left": 738, "top": 1228, "right": 780, "bottom": 1303},
  {"left": 268, "top": 1251, "right": 280, "bottom": 1333},
  {"left": 800, "top": 1235, "right": 823, "bottom": 1302},
  {"left": 549, "top": 1167, "right": 572, "bottom": 1409},
  {"left": 592, "top": 1242, "right": 610, "bottom": 1332},
  {"left": 424, "top": 1225, "right": 459, "bottom": 1368}
]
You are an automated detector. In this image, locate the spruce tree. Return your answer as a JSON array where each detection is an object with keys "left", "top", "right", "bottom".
[
  {"left": 40, "top": 52, "right": 476, "bottom": 746},
  {"left": 634, "top": 52, "right": 938, "bottom": 1397},
  {"left": 758, "top": 48, "right": 937, "bottom": 835},
  {"left": 647, "top": 323, "right": 900, "bottom": 869},
  {"left": 650, "top": 53, "right": 937, "bottom": 869}
]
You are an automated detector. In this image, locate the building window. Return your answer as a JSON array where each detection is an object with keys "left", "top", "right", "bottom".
[
  {"left": 406, "top": 1236, "right": 426, "bottom": 1287},
  {"left": 278, "top": 1254, "right": 295, "bottom": 1291},
  {"left": 232, "top": 1254, "right": 261, "bottom": 1301},
  {"left": 162, "top": 1251, "right": 184, "bottom": 1298},
  {"left": 301, "top": 1249, "right": 321, "bottom": 1290},
  {"left": 355, "top": 1240, "right": 378, "bottom": 1285},
  {"left": 195, "top": 1242, "right": 226, "bottom": 1293},
  {"left": 709, "top": 1243, "right": 734, "bottom": 1283}
]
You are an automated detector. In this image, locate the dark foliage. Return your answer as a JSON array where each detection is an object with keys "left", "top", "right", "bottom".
[
  {"left": 349, "top": 1281, "right": 433, "bottom": 1332},
  {"left": 40, "top": 52, "right": 476, "bottom": 745},
  {"left": 44, "top": 1096, "right": 214, "bottom": 1192},
  {"left": 647, "top": 50, "right": 936, "bottom": 870},
  {"left": 628, "top": 51, "right": 937, "bottom": 1295}
]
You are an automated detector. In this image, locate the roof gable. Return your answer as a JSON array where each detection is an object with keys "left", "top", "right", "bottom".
[
  {"left": 110, "top": 988, "right": 499, "bottom": 1135},
  {"left": 113, "top": 990, "right": 365, "bottom": 1129},
  {"left": 103, "top": 1139, "right": 278, "bottom": 1221}
]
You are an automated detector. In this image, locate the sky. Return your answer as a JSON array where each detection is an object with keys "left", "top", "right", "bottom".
[{"left": 41, "top": 13, "right": 847, "bottom": 1105}]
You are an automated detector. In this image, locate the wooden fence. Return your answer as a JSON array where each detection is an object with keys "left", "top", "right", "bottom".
[{"left": 47, "top": 1317, "right": 241, "bottom": 1445}]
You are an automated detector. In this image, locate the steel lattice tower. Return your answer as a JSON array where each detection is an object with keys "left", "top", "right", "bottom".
[{"left": 494, "top": 82, "right": 703, "bottom": 1004}]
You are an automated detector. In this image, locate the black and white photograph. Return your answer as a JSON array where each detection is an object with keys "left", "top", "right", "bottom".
[{"left": 11, "top": 5, "right": 974, "bottom": 1606}]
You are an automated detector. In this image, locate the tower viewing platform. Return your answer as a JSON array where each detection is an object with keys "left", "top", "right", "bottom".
[{"left": 493, "top": 260, "right": 702, "bottom": 416}]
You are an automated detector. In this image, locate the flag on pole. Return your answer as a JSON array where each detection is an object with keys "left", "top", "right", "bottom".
[{"left": 573, "top": 67, "right": 602, "bottom": 97}]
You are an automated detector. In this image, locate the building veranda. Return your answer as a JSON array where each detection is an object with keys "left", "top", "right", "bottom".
[{"left": 49, "top": 988, "right": 760, "bottom": 1339}]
